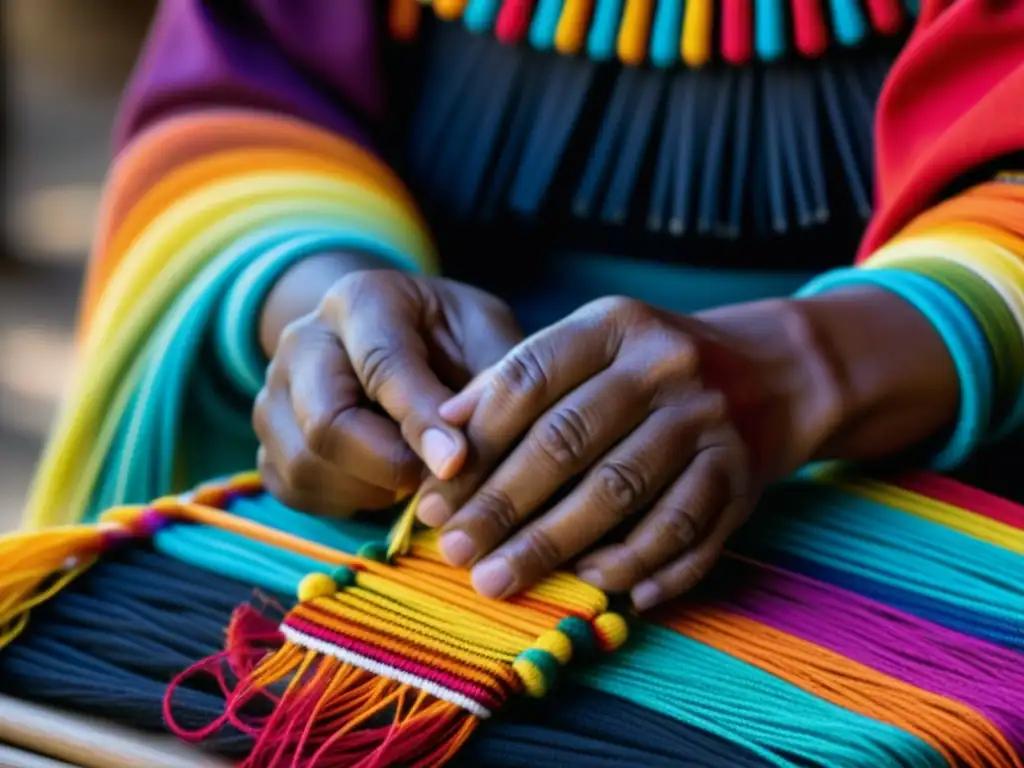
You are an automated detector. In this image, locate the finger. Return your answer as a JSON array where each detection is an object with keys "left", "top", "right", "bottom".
[
  {"left": 324, "top": 273, "right": 467, "bottom": 480},
  {"left": 439, "top": 304, "right": 622, "bottom": 442},
  {"left": 421, "top": 309, "right": 627, "bottom": 529},
  {"left": 463, "top": 403, "right": 709, "bottom": 599},
  {"left": 254, "top": 389, "right": 397, "bottom": 514},
  {"left": 431, "top": 369, "right": 650, "bottom": 546},
  {"left": 287, "top": 328, "right": 421, "bottom": 492},
  {"left": 575, "top": 441, "right": 734, "bottom": 593},
  {"left": 628, "top": 493, "right": 756, "bottom": 611},
  {"left": 259, "top": 448, "right": 396, "bottom": 515},
  {"left": 438, "top": 366, "right": 493, "bottom": 426}
]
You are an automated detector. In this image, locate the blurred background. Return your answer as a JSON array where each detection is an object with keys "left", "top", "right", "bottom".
[{"left": 0, "top": 1, "right": 157, "bottom": 530}]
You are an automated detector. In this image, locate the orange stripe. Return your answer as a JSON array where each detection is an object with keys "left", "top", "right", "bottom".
[
  {"left": 84, "top": 109, "right": 424, "bottom": 333},
  {"left": 660, "top": 608, "right": 1021, "bottom": 768}
]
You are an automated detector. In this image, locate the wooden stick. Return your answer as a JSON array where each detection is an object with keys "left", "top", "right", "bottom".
[
  {"left": 0, "top": 695, "right": 231, "bottom": 768},
  {"left": 0, "top": 744, "right": 79, "bottom": 768}
]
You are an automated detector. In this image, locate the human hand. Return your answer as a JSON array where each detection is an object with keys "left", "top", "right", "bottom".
[
  {"left": 416, "top": 296, "right": 844, "bottom": 609},
  {"left": 254, "top": 269, "right": 522, "bottom": 515}
]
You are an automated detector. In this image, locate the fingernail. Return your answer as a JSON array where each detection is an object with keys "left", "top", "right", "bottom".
[
  {"left": 416, "top": 493, "right": 451, "bottom": 527},
  {"left": 471, "top": 558, "right": 515, "bottom": 598},
  {"left": 631, "top": 581, "right": 661, "bottom": 612},
  {"left": 578, "top": 569, "right": 605, "bottom": 589},
  {"left": 438, "top": 397, "right": 461, "bottom": 421},
  {"left": 439, "top": 530, "right": 477, "bottom": 566},
  {"left": 422, "top": 428, "right": 457, "bottom": 478}
]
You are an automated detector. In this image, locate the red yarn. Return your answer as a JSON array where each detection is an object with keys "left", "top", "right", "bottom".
[
  {"left": 721, "top": 0, "right": 753, "bottom": 65},
  {"left": 792, "top": 0, "right": 829, "bottom": 57},
  {"left": 496, "top": 0, "right": 535, "bottom": 44},
  {"left": 898, "top": 472, "right": 1024, "bottom": 530}
]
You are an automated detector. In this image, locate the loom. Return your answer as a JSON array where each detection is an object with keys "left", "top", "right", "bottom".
[{"left": 1, "top": 466, "right": 1023, "bottom": 767}]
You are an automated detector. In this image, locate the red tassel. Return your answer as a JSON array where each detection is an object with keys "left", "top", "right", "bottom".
[
  {"left": 496, "top": 0, "right": 535, "bottom": 44},
  {"left": 792, "top": 0, "right": 829, "bottom": 57},
  {"left": 865, "top": 0, "right": 905, "bottom": 35},
  {"left": 721, "top": 0, "right": 753, "bottom": 65}
]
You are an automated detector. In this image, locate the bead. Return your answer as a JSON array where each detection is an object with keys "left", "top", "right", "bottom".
[
  {"left": 592, "top": 612, "right": 629, "bottom": 651},
  {"left": 557, "top": 616, "right": 597, "bottom": 657},
  {"left": 331, "top": 566, "right": 357, "bottom": 587},
  {"left": 137, "top": 508, "right": 171, "bottom": 537},
  {"left": 358, "top": 541, "right": 389, "bottom": 562},
  {"left": 534, "top": 629, "right": 573, "bottom": 664},
  {"left": 513, "top": 648, "right": 560, "bottom": 698},
  {"left": 297, "top": 573, "right": 338, "bottom": 602}
]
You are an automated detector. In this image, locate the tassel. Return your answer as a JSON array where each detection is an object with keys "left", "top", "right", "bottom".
[
  {"left": 164, "top": 526, "right": 629, "bottom": 767},
  {"left": 0, "top": 506, "right": 171, "bottom": 648}
]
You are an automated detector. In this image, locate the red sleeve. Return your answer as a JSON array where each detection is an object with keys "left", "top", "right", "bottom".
[{"left": 860, "top": 0, "right": 1024, "bottom": 257}]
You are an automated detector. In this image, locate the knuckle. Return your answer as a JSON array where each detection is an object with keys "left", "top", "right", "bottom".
[
  {"left": 594, "top": 461, "right": 648, "bottom": 513},
  {"left": 533, "top": 408, "right": 591, "bottom": 467},
  {"left": 656, "top": 508, "right": 701, "bottom": 550},
  {"left": 359, "top": 343, "right": 403, "bottom": 401},
  {"left": 518, "top": 526, "right": 566, "bottom": 571},
  {"left": 470, "top": 488, "right": 521, "bottom": 538},
  {"left": 491, "top": 346, "right": 549, "bottom": 403}
]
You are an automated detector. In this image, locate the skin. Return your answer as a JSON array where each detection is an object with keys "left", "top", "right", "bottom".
[{"left": 256, "top": 253, "right": 959, "bottom": 609}]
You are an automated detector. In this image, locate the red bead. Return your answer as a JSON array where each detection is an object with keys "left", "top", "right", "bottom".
[
  {"left": 496, "top": 0, "right": 535, "bottom": 44},
  {"left": 721, "top": 0, "right": 753, "bottom": 65},
  {"left": 792, "top": 0, "right": 828, "bottom": 57}
]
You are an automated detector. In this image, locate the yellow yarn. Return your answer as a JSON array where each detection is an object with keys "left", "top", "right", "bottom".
[
  {"left": 512, "top": 657, "right": 549, "bottom": 698},
  {"left": 298, "top": 572, "right": 339, "bottom": 602},
  {"left": 535, "top": 629, "right": 574, "bottom": 664},
  {"left": 593, "top": 612, "right": 629, "bottom": 651}
]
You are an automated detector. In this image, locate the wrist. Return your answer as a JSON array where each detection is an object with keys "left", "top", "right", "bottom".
[
  {"left": 791, "top": 287, "right": 960, "bottom": 464},
  {"left": 259, "top": 251, "right": 394, "bottom": 357}
]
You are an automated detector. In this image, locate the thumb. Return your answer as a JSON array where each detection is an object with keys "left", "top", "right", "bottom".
[{"left": 327, "top": 274, "right": 468, "bottom": 480}]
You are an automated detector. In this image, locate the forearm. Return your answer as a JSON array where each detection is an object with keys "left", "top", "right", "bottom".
[{"left": 258, "top": 251, "right": 393, "bottom": 357}]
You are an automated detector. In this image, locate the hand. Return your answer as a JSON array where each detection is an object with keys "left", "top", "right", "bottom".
[
  {"left": 416, "top": 296, "right": 845, "bottom": 609},
  {"left": 253, "top": 269, "right": 522, "bottom": 516}
]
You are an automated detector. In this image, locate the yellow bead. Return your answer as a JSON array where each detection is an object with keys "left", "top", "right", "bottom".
[
  {"left": 512, "top": 658, "right": 548, "bottom": 698},
  {"left": 534, "top": 630, "right": 573, "bottom": 664},
  {"left": 592, "top": 612, "right": 629, "bottom": 652},
  {"left": 297, "top": 572, "right": 337, "bottom": 603}
]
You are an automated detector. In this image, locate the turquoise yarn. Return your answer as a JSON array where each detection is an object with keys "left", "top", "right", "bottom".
[
  {"left": 738, "top": 481, "right": 1024, "bottom": 625},
  {"left": 575, "top": 625, "right": 943, "bottom": 767}
]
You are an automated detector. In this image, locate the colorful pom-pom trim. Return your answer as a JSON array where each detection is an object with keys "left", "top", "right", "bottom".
[{"left": 390, "top": 0, "right": 919, "bottom": 67}]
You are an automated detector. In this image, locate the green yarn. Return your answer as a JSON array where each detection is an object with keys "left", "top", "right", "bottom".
[
  {"left": 331, "top": 566, "right": 357, "bottom": 587},
  {"left": 518, "top": 648, "right": 561, "bottom": 687},
  {"left": 558, "top": 616, "right": 598, "bottom": 657},
  {"left": 357, "top": 541, "right": 390, "bottom": 562}
]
